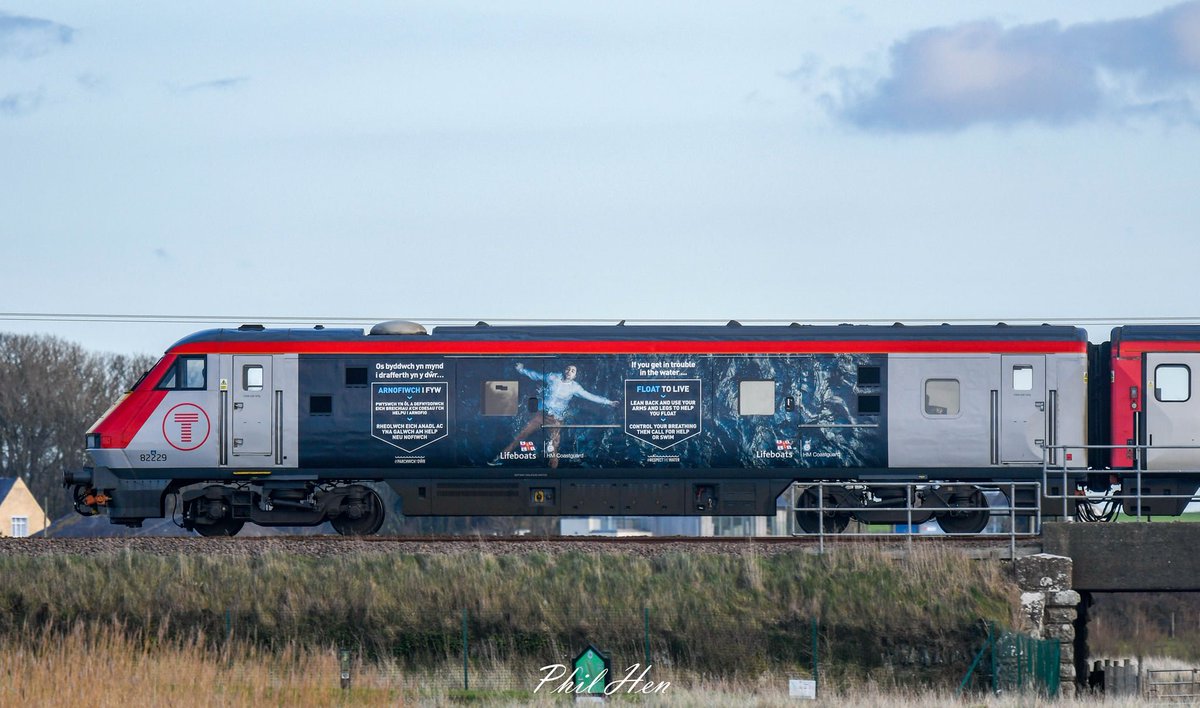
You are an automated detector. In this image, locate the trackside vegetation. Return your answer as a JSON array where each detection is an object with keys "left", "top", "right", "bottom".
[{"left": 0, "top": 544, "right": 1015, "bottom": 687}]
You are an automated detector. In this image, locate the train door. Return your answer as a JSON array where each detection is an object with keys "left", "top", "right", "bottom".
[
  {"left": 1000, "top": 355, "right": 1046, "bottom": 463},
  {"left": 231, "top": 355, "right": 275, "bottom": 458},
  {"left": 1144, "top": 353, "right": 1200, "bottom": 470}
]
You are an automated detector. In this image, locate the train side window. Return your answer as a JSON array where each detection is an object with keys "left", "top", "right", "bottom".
[
  {"left": 924, "top": 379, "right": 960, "bottom": 416},
  {"left": 857, "top": 365, "right": 881, "bottom": 387},
  {"left": 243, "top": 365, "right": 263, "bottom": 391},
  {"left": 739, "top": 380, "right": 776, "bottom": 416},
  {"left": 1012, "top": 365, "right": 1033, "bottom": 392},
  {"left": 310, "top": 395, "right": 333, "bottom": 415},
  {"left": 345, "top": 367, "right": 368, "bottom": 387},
  {"left": 1155, "top": 365, "right": 1190, "bottom": 402},
  {"left": 483, "top": 381, "right": 519, "bottom": 416}
]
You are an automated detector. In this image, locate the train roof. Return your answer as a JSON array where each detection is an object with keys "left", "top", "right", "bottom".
[
  {"left": 1111, "top": 325, "right": 1200, "bottom": 343},
  {"left": 170, "top": 322, "right": 1088, "bottom": 349}
]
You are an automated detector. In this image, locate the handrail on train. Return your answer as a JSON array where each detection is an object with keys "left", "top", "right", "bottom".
[
  {"left": 1042, "top": 443, "right": 1200, "bottom": 520},
  {"left": 788, "top": 480, "right": 1042, "bottom": 560}
]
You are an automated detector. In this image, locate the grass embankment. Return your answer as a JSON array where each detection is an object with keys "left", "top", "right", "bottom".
[{"left": 0, "top": 545, "right": 1014, "bottom": 686}]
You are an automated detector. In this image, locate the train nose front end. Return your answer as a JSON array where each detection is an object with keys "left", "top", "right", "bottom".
[
  {"left": 64, "top": 401, "right": 130, "bottom": 518},
  {"left": 64, "top": 354, "right": 180, "bottom": 526}
]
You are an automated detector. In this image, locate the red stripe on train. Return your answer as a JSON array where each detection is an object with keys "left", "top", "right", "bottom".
[{"left": 172, "top": 339, "right": 1087, "bottom": 355}]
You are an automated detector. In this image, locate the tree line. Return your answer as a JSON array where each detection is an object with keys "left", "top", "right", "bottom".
[{"left": 0, "top": 333, "right": 155, "bottom": 520}]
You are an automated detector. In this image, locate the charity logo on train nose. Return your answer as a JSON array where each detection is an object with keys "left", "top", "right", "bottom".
[{"left": 162, "top": 403, "right": 211, "bottom": 451}]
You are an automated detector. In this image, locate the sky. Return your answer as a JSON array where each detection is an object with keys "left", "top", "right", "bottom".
[{"left": 2, "top": 1, "right": 1199, "bottom": 356}]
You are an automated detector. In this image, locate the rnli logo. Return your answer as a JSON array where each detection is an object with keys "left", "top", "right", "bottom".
[{"left": 162, "top": 403, "right": 211, "bottom": 451}]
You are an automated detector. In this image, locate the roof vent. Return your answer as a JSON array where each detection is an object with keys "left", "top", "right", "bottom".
[
  {"left": 238, "top": 324, "right": 266, "bottom": 331},
  {"left": 369, "top": 320, "right": 428, "bottom": 336}
]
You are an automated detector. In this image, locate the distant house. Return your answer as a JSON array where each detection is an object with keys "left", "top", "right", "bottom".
[{"left": 0, "top": 477, "right": 46, "bottom": 538}]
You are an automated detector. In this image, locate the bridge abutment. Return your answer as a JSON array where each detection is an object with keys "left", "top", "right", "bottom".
[{"left": 1013, "top": 553, "right": 1079, "bottom": 697}]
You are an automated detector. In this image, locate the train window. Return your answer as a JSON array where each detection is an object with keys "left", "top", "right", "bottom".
[
  {"left": 1012, "top": 365, "right": 1033, "bottom": 392},
  {"left": 183, "top": 358, "right": 206, "bottom": 389},
  {"left": 483, "top": 381, "right": 519, "bottom": 416},
  {"left": 924, "top": 379, "right": 960, "bottom": 416},
  {"left": 345, "top": 367, "right": 368, "bottom": 387},
  {"left": 1155, "top": 365, "right": 1190, "bottom": 402},
  {"left": 310, "top": 395, "right": 333, "bottom": 415},
  {"left": 857, "top": 365, "right": 881, "bottom": 387},
  {"left": 857, "top": 394, "right": 881, "bottom": 415},
  {"left": 243, "top": 365, "right": 263, "bottom": 391},
  {"left": 157, "top": 356, "right": 206, "bottom": 390},
  {"left": 739, "top": 380, "right": 776, "bottom": 416}
]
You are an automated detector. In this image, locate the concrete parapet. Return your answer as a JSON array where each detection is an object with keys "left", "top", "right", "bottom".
[{"left": 1042, "top": 521, "right": 1200, "bottom": 591}]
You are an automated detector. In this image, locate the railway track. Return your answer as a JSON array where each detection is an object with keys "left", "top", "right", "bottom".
[{"left": 0, "top": 533, "right": 1044, "bottom": 559}]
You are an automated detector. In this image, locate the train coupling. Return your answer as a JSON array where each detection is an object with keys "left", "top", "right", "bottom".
[{"left": 63, "top": 467, "right": 94, "bottom": 488}]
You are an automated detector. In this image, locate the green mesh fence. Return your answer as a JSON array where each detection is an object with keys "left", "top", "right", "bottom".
[{"left": 960, "top": 623, "right": 1061, "bottom": 698}]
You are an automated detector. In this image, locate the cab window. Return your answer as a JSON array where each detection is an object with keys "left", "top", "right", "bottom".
[{"left": 157, "top": 356, "right": 207, "bottom": 391}]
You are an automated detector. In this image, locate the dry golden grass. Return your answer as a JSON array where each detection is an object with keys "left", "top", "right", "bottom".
[{"left": 0, "top": 626, "right": 1152, "bottom": 707}]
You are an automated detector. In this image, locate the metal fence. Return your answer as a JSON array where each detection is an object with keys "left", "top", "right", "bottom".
[
  {"left": 1144, "top": 667, "right": 1200, "bottom": 702},
  {"left": 960, "top": 623, "right": 1061, "bottom": 698}
]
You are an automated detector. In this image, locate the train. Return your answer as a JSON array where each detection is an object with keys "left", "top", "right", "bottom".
[{"left": 63, "top": 320, "right": 1200, "bottom": 535}]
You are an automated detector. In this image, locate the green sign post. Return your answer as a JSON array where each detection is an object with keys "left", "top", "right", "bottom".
[{"left": 573, "top": 644, "right": 611, "bottom": 695}]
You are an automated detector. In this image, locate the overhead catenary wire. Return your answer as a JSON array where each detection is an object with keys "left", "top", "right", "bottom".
[{"left": 4, "top": 312, "right": 1200, "bottom": 327}]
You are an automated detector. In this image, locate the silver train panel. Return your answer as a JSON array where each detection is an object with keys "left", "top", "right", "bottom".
[
  {"left": 1052, "top": 354, "right": 1088, "bottom": 467},
  {"left": 1145, "top": 352, "right": 1200, "bottom": 471},
  {"left": 886, "top": 352, "right": 1087, "bottom": 469},
  {"left": 886, "top": 355, "right": 997, "bottom": 468},
  {"left": 217, "top": 354, "right": 299, "bottom": 470},
  {"left": 126, "top": 355, "right": 221, "bottom": 469}
]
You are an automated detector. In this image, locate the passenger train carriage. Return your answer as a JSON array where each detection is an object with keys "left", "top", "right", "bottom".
[{"left": 64, "top": 320, "right": 1200, "bottom": 535}]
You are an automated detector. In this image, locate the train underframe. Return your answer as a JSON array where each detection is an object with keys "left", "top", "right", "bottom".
[{"left": 63, "top": 464, "right": 1173, "bottom": 537}]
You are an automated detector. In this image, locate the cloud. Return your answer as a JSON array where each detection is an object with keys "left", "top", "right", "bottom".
[
  {"left": 0, "top": 89, "right": 42, "bottom": 116},
  {"left": 828, "top": 1, "right": 1200, "bottom": 131},
  {"left": 0, "top": 11, "right": 73, "bottom": 59},
  {"left": 178, "top": 77, "right": 249, "bottom": 93}
]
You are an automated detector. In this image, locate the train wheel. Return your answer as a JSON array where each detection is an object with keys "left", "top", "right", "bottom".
[
  {"left": 331, "top": 488, "right": 385, "bottom": 536},
  {"left": 934, "top": 486, "right": 989, "bottom": 534},
  {"left": 193, "top": 517, "right": 245, "bottom": 537},
  {"left": 795, "top": 488, "right": 849, "bottom": 534}
]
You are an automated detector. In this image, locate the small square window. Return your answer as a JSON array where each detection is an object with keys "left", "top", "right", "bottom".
[
  {"left": 10, "top": 516, "right": 28, "bottom": 538},
  {"left": 857, "top": 365, "right": 881, "bottom": 387},
  {"left": 483, "top": 381, "right": 519, "bottom": 416},
  {"left": 739, "top": 380, "right": 776, "bottom": 416},
  {"left": 310, "top": 395, "right": 333, "bottom": 415},
  {"left": 243, "top": 365, "right": 263, "bottom": 391},
  {"left": 857, "top": 394, "right": 881, "bottom": 415},
  {"left": 1155, "top": 365, "right": 1190, "bottom": 402},
  {"left": 345, "top": 367, "right": 368, "bottom": 386},
  {"left": 925, "top": 379, "right": 960, "bottom": 416},
  {"left": 1012, "top": 365, "right": 1033, "bottom": 392}
]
